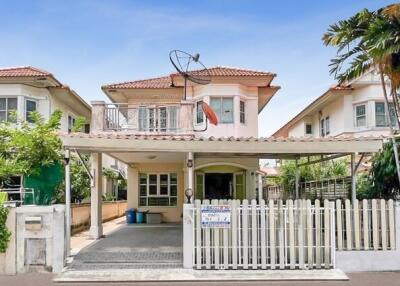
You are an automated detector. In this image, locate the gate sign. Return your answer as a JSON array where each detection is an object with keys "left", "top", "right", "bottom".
[{"left": 201, "top": 205, "right": 231, "bottom": 228}]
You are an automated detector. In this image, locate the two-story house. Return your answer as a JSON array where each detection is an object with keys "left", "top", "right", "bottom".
[
  {"left": 95, "top": 66, "right": 280, "bottom": 222},
  {"left": 0, "top": 66, "right": 124, "bottom": 199},
  {"left": 273, "top": 69, "right": 397, "bottom": 138}
]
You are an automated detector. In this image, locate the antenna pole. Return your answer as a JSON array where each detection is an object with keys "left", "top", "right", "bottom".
[{"left": 184, "top": 76, "right": 187, "bottom": 100}]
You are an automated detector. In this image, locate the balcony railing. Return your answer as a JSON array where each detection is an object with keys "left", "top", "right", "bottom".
[{"left": 104, "top": 103, "right": 184, "bottom": 133}]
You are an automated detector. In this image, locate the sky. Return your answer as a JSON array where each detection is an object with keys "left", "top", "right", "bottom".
[{"left": 0, "top": 0, "right": 394, "bottom": 136}]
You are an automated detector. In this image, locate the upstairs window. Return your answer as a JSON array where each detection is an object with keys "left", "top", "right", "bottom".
[
  {"left": 25, "top": 99, "right": 37, "bottom": 123},
  {"left": 210, "top": 97, "right": 233, "bottom": 123},
  {"left": 325, "top": 116, "right": 330, "bottom": 135},
  {"left": 355, "top": 104, "right": 366, "bottom": 127},
  {"left": 240, "top": 101, "right": 245, "bottom": 124},
  {"left": 138, "top": 106, "right": 178, "bottom": 132},
  {"left": 320, "top": 118, "right": 325, "bottom": 137},
  {"left": 0, "top": 97, "right": 17, "bottom": 122},
  {"left": 375, "top": 102, "right": 397, "bottom": 127},
  {"left": 68, "top": 115, "right": 76, "bottom": 133},
  {"left": 196, "top": 101, "right": 204, "bottom": 124},
  {"left": 305, "top": 123, "right": 312, "bottom": 135}
]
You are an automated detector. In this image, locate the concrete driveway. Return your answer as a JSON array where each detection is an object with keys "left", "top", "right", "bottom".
[{"left": 69, "top": 223, "right": 183, "bottom": 270}]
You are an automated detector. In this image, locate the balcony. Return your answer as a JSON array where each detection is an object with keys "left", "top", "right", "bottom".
[{"left": 91, "top": 101, "right": 194, "bottom": 135}]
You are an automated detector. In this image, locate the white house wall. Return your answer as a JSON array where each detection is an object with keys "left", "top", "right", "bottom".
[
  {"left": 288, "top": 83, "right": 392, "bottom": 138},
  {"left": 190, "top": 84, "right": 259, "bottom": 138}
]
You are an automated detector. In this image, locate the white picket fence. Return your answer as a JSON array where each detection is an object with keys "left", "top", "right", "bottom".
[
  {"left": 188, "top": 198, "right": 397, "bottom": 270},
  {"left": 191, "top": 199, "right": 336, "bottom": 270},
  {"left": 335, "top": 199, "right": 396, "bottom": 251}
]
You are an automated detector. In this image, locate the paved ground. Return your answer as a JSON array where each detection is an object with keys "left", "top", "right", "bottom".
[
  {"left": 69, "top": 223, "right": 183, "bottom": 270},
  {"left": 1, "top": 271, "right": 400, "bottom": 286}
]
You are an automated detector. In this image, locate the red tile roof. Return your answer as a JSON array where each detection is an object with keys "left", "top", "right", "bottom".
[
  {"left": 0, "top": 66, "right": 52, "bottom": 77},
  {"left": 102, "top": 66, "right": 276, "bottom": 89},
  {"left": 60, "top": 131, "right": 385, "bottom": 143}
]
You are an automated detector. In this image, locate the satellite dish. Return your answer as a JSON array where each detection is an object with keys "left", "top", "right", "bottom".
[
  {"left": 201, "top": 102, "right": 218, "bottom": 126},
  {"left": 169, "top": 50, "right": 211, "bottom": 100},
  {"left": 169, "top": 50, "right": 217, "bottom": 130}
]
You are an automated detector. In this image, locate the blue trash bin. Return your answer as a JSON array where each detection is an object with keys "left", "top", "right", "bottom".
[
  {"left": 126, "top": 209, "right": 136, "bottom": 224},
  {"left": 136, "top": 212, "right": 144, "bottom": 224}
]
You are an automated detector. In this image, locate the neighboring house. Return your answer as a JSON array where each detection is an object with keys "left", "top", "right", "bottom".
[
  {"left": 273, "top": 69, "right": 397, "bottom": 138},
  {"left": 0, "top": 66, "right": 91, "bottom": 132},
  {"left": 0, "top": 66, "right": 123, "bottom": 199},
  {"left": 97, "top": 66, "right": 280, "bottom": 221}
]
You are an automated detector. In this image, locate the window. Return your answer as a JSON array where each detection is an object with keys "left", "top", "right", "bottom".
[
  {"left": 196, "top": 101, "right": 204, "bottom": 124},
  {"left": 325, "top": 116, "right": 330, "bottom": 135},
  {"left": 25, "top": 99, "right": 37, "bottom": 123},
  {"left": 68, "top": 115, "right": 75, "bottom": 133},
  {"left": 320, "top": 118, "right": 325, "bottom": 137},
  {"left": 240, "top": 101, "right": 245, "bottom": 124},
  {"left": 138, "top": 106, "right": 179, "bottom": 132},
  {"left": 0, "top": 97, "right": 17, "bottom": 122},
  {"left": 375, "top": 102, "right": 397, "bottom": 127},
  {"left": 210, "top": 97, "right": 234, "bottom": 123},
  {"left": 159, "top": 107, "right": 167, "bottom": 132},
  {"left": 168, "top": 106, "right": 178, "bottom": 130},
  {"left": 139, "top": 173, "right": 178, "bottom": 207},
  {"left": 305, "top": 123, "right": 312, "bottom": 135},
  {"left": 355, "top": 104, "right": 366, "bottom": 127}
]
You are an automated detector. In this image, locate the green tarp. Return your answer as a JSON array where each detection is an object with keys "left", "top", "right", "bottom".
[{"left": 24, "top": 162, "right": 64, "bottom": 205}]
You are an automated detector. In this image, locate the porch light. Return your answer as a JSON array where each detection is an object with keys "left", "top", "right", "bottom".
[{"left": 186, "top": 159, "right": 193, "bottom": 168}]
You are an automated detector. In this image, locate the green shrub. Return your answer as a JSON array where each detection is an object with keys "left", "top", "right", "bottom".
[{"left": 0, "top": 205, "right": 11, "bottom": 253}]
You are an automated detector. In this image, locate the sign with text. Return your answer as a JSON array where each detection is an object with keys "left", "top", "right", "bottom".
[{"left": 201, "top": 205, "right": 231, "bottom": 228}]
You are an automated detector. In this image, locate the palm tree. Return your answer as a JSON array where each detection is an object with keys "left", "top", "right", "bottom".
[{"left": 322, "top": 4, "right": 400, "bottom": 185}]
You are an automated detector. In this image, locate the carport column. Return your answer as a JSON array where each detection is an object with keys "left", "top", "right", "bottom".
[
  {"left": 186, "top": 152, "right": 194, "bottom": 203},
  {"left": 127, "top": 165, "right": 139, "bottom": 209},
  {"left": 295, "top": 159, "right": 300, "bottom": 199},
  {"left": 64, "top": 149, "right": 71, "bottom": 257},
  {"left": 90, "top": 152, "right": 103, "bottom": 239},
  {"left": 258, "top": 173, "right": 263, "bottom": 201},
  {"left": 351, "top": 153, "right": 357, "bottom": 205}
]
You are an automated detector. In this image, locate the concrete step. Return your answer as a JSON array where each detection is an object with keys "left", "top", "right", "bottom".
[{"left": 54, "top": 268, "right": 349, "bottom": 282}]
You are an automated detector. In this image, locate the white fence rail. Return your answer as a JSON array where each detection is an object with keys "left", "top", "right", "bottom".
[
  {"left": 191, "top": 199, "right": 335, "bottom": 270},
  {"left": 335, "top": 199, "right": 396, "bottom": 251}
]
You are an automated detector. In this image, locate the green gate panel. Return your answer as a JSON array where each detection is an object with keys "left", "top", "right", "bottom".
[
  {"left": 24, "top": 162, "right": 64, "bottom": 205},
  {"left": 235, "top": 172, "right": 246, "bottom": 200},
  {"left": 196, "top": 173, "right": 204, "bottom": 200}
]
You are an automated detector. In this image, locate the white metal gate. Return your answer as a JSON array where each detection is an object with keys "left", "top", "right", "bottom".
[{"left": 189, "top": 199, "right": 335, "bottom": 270}]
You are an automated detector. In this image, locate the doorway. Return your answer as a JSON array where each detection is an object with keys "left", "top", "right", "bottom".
[{"left": 204, "top": 173, "right": 233, "bottom": 200}]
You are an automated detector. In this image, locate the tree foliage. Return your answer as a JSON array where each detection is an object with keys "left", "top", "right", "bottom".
[
  {"left": 0, "top": 111, "right": 63, "bottom": 182},
  {"left": 55, "top": 155, "right": 91, "bottom": 203},
  {"left": 358, "top": 142, "right": 400, "bottom": 199},
  {"left": 278, "top": 157, "right": 348, "bottom": 193},
  {"left": 322, "top": 4, "right": 400, "bottom": 122},
  {"left": 0, "top": 205, "right": 11, "bottom": 253}
]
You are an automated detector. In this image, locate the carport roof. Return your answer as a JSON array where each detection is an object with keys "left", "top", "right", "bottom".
[{"left": 60, "top": 133, "right": 385, "bottom": 159}]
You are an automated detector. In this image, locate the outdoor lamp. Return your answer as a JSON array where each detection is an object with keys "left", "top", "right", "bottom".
[
  {"left": 186, "top": 159, "right": 194, "bottom": 168},
  {"left": 185, "top": 188, "right": 193, "bottom": 204}
]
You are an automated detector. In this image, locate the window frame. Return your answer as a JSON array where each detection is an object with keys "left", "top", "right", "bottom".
[
  {"left": 210, "top": 97, "right": 234, "bottom": 124},
  {"left": 325, "top": 116, "right": 330, "bottom": 135},
  {"left": 0, "top": 97, "right": 18, "bottom": 123},
  {"left": 196, "top": 101, "right": 204, "bottom": 124},
  {"left": 68, "top": 115, "right": 76, "bottom": 133},
  {"left": 305, "top": 123, "right": 312, "bottom": 135},
  {"left": 139, "top": 173, "right": 178, "bottom": 207},
  {"left": 354, "top": 103, "right": 367, "bottom": 128},
  {"left": 240, "top": 100, "right": 245, "bottom": 124},
  {"left": 138, "top": 105, "right": 179, "bottom": 132},
  {"left": 25, "top": 98, "right": 37, "bottom": 123},
  {"left": 320, "top": 118, "right": 325, "bottom": 137}
]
